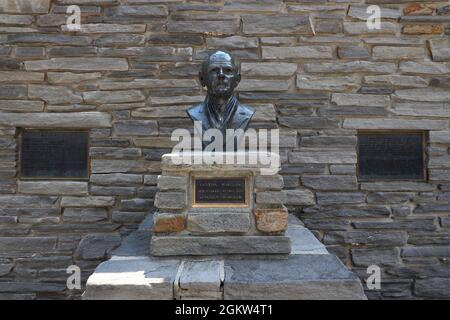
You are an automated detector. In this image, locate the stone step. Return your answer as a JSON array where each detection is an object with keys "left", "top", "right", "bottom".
[
  {"left": 83, "top": 215, "right": 366, "bottom": 300},
  {"left": 150, "top": 235, "right": 291, "bottom": 256},
  {"left": 175, "top": 260, "right": 224, "bottom": 300},
  {"left": 224, "top": 255, "right": 366, "bottom": 300}
]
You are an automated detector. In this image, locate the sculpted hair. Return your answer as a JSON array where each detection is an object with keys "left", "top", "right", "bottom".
[{"left": 201, "top": 50, "right": 240, "bottom": 77}]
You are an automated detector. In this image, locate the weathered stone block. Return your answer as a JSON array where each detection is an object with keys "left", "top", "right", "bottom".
[
  {"left": 167, "top": 18, "right": 239, "bottom": 35},
  {"left": 324, "top": 231, "right": 407, "bottom": 246},
  {"left": 83, "top": 90, "right": 145, "bottom": 104},
  {"left": 0, "top": 137, "right": 15, "bottom": 149},
  {"left": 62, "top": 23, "right": 145, "bottom": 33},
  {"left": 18, "top": 181, "right": 88, "bottom": 195},
  {"left": 0, "top": 85, "right": 27, "bottom": 99},
  {"left": 402, "top": 246, "right": 450, "bottom": 257},
  {"left": 241, "top": 62, "right": 297, "bottom": 77},
  {"left": 297, "top": 75, "right": 359, "bottom": 91},
  {"left": 403, "top": 24, "right": 443, "bottom": 35},
  {"left": 367, "top": 192, "right": 414, "bottom": 204},
  {"left": 348, "top": 5, "right": 400, "bottom": 20},
  {"left": 279, "top": 116, "right": 338, "bottom": 129},
  {"left": 373, "top": 46, "right": 424, "bottom": 60},
  {"left": 364, "top": 75, "right": 428, "bottom": 87},
  {"left": 90, "top": 186, "right": 136, "bottom": 197},
  {"left": 114, "top": 120, "right": 158, "bottom": 136},
  {"left": 430, "top": 39, "right": 450, "bottom": 62},
  {"left": 0, "top": 0, "right": 50, "bottom": 14},
  {"left": 154, "top": 212, "right": 185, "bottom": 233},
  {"left": 0, "top": 13, "right": 33, "bottom": 25},
  {"left": 255, "top": 175, "right": 283, "bottom": 190},
  {"left": 157, "top": 175, "right": 187, "bottom": 191},
  {"left": 176, "top": 260, "right": 223, "bottom": 300},
  {"left": 120, "top": 198, "right": 152, "bottom": 212},
  {"left": 0, "top": 71, "right": 44, "bottom": 83},
  {"left": 63, "top": 208, "right": 108, "bottom": 223},
  {"left": 91, "top": 159, "right": 159, "bottom": 173},
  {"left": 330, "top": 165, "right": 356, "bottom": 175},
  {"left": 112, "top": 211, "right": 147, "bottom": 224},
  {"left": 61, "top": 196, "right": 115, "bottom": 208},
  {"left": 0, "top": 262, "right": 13, "bottom": 276},
  {"left": 75, "top": 234, "right": 121, "bottom": 260},
  {"left": 28, "top": 85, "right": 82, "bottom": 104},
  {"left": 150, "top": 235, "right": 291, "bottom": 256},
  {"left": 48, "top": 72, "right": 102, "bottom": 84},
  {"left": 243, "top": 14, "right": 314, "bottom": 35},
  {"left": 303, "top": 219, "right": 349, "bottom": 231},
  {"left": 395, "top": 88, "right": 450, "bottom": 102},
  {"left": 224, "top": 0, "right": 282, "bottom": 13},
  {"left": 238, "top": 79, "right": 290, "bottom": 92},
  {"left": 317, "top": 192, "right": 365, "bottom": 205},
  {"left": 337, "top": 46, "right": 370, "bottom": 59},
  {"left": 224, "top": 255, "right": 366, "bottom": 300},
  {"left": 25, "top": 58, "right": 128, "bottom": 71},
  {"left": 90, "top": 173, "right": 142, "bottom": 186},
  {"left": 304, "top": 61, "right": 396, "bottom": 74},
  {"left": 302, "top": 175, "right": 357, "bottom": 191},
  {"left": 0, "top": 112, "right": 111, "bottom": 128},
  {"left": 256, "top": 191, "right": 286, "bottom": 205},
  {"left": 360, "top": 182, "right": 434, "bottom": 192},
  {"left": 352, "top": 248, "right": 400, "bottom": 267},
  {"left": 441, "top": 217, "right": 450, "bottom": 228},
  {"left": 262, "top": 46, "right": 332, "bottom": 59},
  {"left": 290, "top": 150, "right": 356, "bottom": 164},
  {"left": 332, "top": 93, "right": 389, "bottom": 107},
  {"left": 344, "top": 22, "right": 397, "bottom": 35},
  {"left": 254, "top": 207, "right": 288, "bottom": 233},
  {"left": 187, "top": 211, "right": 250, "bottom": 234},
  {"left": 83, "top": 256, "right": 179, "bottom": 300},
  {"left": 352, "top": 218, "right": 437, "bottom": 231},
  {"left": 99, "top": 79, "right": 197, "bottom": 90},
  {"left": 284, "top": 189, "right": 315, "bottom": 206},
  {"left": 206, "top": 36, "right": 258, "bottom": 49},
  {"left": 400, "top": 61, "right": 450, "bottom": 74},
  {"left": 132, "top": 106, "right": 188, "bottom": 119},
  {"left": 154, "top": 191, "right": 186, "bottom": 210},
  {"left": 415, "top": 278, "right": 450, "bottom": 298},
  {"left": 0, "top": 237, "right": 56, "bottom": 253}
]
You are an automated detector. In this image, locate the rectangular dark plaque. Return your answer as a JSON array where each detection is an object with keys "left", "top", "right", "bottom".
[
  {"left": 20, "top": 130, "right": 89, "bottom": 179},
  {"left": 358, "top": 132, "right": 425, "bottom": 180},
  {"left": 194, "top": 178, "right": 247, "bottom": 206}
]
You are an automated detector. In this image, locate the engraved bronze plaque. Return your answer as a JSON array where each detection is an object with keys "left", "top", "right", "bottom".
[
  {"left": 193, "top": 177, "right": 247, "bottom": 207},
  {"left": 20, "top": 130, "right": 89, "bottom": 179},
  {"left": 358, "top": 132, "right": 425, "bottom": 180}
]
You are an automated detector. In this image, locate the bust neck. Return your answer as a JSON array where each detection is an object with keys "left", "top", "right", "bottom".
[
  {"left": 204, "top": 94, "right": 238, "bottom": 130},
  {"left": 207, "top": 93, "right": 233, "bottom": 114}
]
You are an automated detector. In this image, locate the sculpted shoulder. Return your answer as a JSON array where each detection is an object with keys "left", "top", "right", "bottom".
[
  {"left": 237, "top": 104, "right": 255, "bottom": 119},
  {"left": 186, "top": 102, "right": 205, "bottom": 122}
]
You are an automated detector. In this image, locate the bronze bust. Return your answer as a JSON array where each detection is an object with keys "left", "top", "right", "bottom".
[{"left": 187, "top": 50, "right": 255, "bottom": 150}]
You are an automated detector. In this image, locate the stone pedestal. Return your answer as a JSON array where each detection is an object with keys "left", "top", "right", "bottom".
[
  {"left": 83, "top": 151, "right": 367, "bottom": 300},
  {"left": 82, "top": 215, "right": 367, "bottom": 300},
  {"left": 150, "top": 151, "right": 291, "bottom": 257}
]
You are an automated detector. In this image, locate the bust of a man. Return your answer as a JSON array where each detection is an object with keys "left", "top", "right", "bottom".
[{"left": 187, "top": 50, "right": 255, "bottom": 149}]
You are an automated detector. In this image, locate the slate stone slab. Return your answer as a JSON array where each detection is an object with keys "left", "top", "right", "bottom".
[
  {"left": 82, "top": 256, "right": 180, "bottom": 300},
  {"left": 224, "top": 254, "right": 366, "bottom": 300},
  {"left": 150, "top": 235, "right": 291, "bottom": 256},
  {"left": 187, "top": 211, "right": 250, "bottom": 234},
  {"left": 175, "top": 260, "right": 224, "bottom": 300}
]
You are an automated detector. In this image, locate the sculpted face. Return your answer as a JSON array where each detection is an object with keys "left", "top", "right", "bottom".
[{"left": 200, "top": 51, "right": 241, "bottom": 97}]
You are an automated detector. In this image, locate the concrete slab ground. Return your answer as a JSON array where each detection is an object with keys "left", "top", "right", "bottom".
[{"left": 83, "top": 215, "right": 367, "bottom": 300}]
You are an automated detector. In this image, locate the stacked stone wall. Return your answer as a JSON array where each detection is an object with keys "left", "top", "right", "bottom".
[{"left": 0, "top": 0, "right": 449, "bottom": 299}]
